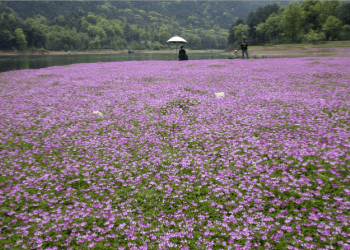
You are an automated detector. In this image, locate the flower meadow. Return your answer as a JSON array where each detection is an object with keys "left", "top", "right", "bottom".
[{"left": 0, "top": 57, "right": 350, "bottom": 250}]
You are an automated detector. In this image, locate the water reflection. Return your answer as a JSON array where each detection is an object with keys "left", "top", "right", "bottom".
[{"left": 0, "top": 53, "right": 229, "bottom": 73}]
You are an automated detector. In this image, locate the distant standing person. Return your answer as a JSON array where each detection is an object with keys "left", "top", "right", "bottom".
[
  {"left": 178, "top": 46, "right": 188, "bottom": 61},
  {"left": 240, "top": 38, "right": 249, "bottom": 59}
]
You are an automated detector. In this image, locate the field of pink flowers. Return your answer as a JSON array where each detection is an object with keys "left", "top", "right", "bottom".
[{"left": 0, "top": 57, "right": 350, "bottom": 250}]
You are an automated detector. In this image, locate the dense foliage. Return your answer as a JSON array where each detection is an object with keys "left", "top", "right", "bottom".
[
  {"left": 1, "top": 57, "right": 350, "bottom": 249},
  {"left": 0, "top": 1, "right": 275, "bottom": 51},
  {"left": 228, "top": 1, "right": 350, "bottom": 46}
]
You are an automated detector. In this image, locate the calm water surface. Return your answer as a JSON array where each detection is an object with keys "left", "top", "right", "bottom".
[{"left": 0, "top": 53, "right": 228, "bottom": 73}]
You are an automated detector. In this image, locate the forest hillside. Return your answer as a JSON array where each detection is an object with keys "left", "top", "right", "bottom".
[
  {"left": 0, "top": 1, "right": 287, "bottom": 51},
  {"left": 4, "top": 1, "right": 348, "bottom": 52},
  {"left": 228, "top": 1, "right": 350, "bottom": 46}
]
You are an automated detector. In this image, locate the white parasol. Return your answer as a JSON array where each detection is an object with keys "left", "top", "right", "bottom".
[{"left": 167, "top": 36, "right": 187, "bottom": 60}]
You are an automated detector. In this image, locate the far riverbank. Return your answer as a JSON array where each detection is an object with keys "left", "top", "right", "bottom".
[
  {"left": 1, "top": 41, "right": 349, "bottom": 57},
  {"left": 0, "top": 49, "right": 224, "bottom": 57}
]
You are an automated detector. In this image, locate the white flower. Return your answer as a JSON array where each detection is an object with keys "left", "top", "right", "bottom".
[{"left": 92, "top": 110, "right": 104, "bottom": 116}]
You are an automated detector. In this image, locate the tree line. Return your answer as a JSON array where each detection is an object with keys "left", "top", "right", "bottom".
[
  {"left": 2, "top": 1, "right": 348, "bottom": 52},
  {"left": 1, "top": 0, "right": 268, "bottom": 51},
  {"left": 227, "top": 1, "right": 350, "bottom": 46}
]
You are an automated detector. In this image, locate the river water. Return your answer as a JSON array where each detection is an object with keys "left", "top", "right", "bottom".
[{"left": 0, "top": 52, "right": 229, "bottom": 73}]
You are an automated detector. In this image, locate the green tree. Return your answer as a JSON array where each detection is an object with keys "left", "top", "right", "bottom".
[
  {"left": 111, "top": 41, "right": 119, "bottom": 50},
  {"left": 63, "top": 44, "right": 70, "bottom": 51},
  {"left": 15, "top": 28, "right": 27, "bottom": 50},
  {"left": 150, "top": 17, "right": 158, "bottom": 23},
  {"left": 24, "top": 14, "right": 47, "bottom": 30},
  {"left": 203, "top": 33, "right": 217, "bottom": 49},
  {"left": 111, "top": 20, "right": 123, "bottom": 35},
  {"left": 254, "top": 23, "right": 266, "bottom": 43},
  {"left": 87, "top": 12, "right": 97, "bottom": 24},
  {"left": 188, "top": 15, "right": 199, "bottom": 26},
  {"left": 80, "top": 17, "right": 89, "bottom": 33},
  {"left": 318, "top": 1, "right": 341, "bottom": 26},
  {"left": 334, "top": 2, "right": 350, "bottom": 26},
  {"left": 215, "top": 34, "right": 227, "bottom": 49},
  {"left": 139, "top": 30, "right": 151, "bottom": 42},
  {"left": 0, "top": 0, "right": 279, "bottom": 52},
  {"left": 302, "top": 29, "right": 326, "bottom": 43},
  {"left": 56, "top": 15, "right": 65, "bottom": 24},
  {"left": 123, "top": 23, "right": 139, "bottom": 42},
  {"left": 0, "top": 29, "right": 15, "bottom": 49},
  {"left": 74, "top": 32, "right": 88, "bottom": 50},
  {"left": 159, "top": 31, "right": 171, "bottom": 44},
  {"left": 265, "top": 12, "right": 284, "bottom": 44},
  {"left": 152, "top": 30, "right": 159, "bottom": 42},
  {"left": 233, "top": 24, "right": 250, "bottom": 43},
  {"left": 133, "top": 14, "right": 144, "bottom": 24},
  {"left": 282, "top": 1, "right": 304, "bottom": 43},
  {"left": 322, "top": 15, "right": 342, "bottom": 40},
  {"left": 89, "top": 35, "right": 101, "bottom": 49},
  {"left": 246, "top": 3, "right": 283, "bottom": 44},
  {"left": 300, "top": 1, "right": 323, "bottom": 31},
  {"left": 151, "top": 41, "right": 164, "bottom": 50},
  {"left": 128, "top": 40, "right": 144, "bottom": 50},
  {"left": 87, "top": 25, "right": 106, "bottom": 39},
  {"left": 97, "top": 2, "right": 116, "bottom": 13},
  {"left": 116, "top": 38, "right": 127, "bottom": 50},
  {"left": 181, "top": 32, "right": 202, "bottom": 49},
  {"left": 227, "top": 19, "right": 245, "bottom": 46},
  {"left": 339, "top": 25, "right": 350, "bottom": 41}
]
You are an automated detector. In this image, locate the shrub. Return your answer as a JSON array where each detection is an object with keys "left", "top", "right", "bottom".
[
  {"left": 151, "top": 41, "right": 164, "bottom": 50},
  {"left": 303, "top": 29, "right": 326, "bottom": 44}
]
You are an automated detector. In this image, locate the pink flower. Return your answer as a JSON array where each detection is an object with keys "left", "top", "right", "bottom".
[
  {"left": 203, "top": 231, "right": 210, "bottom": 236},
  {"left": 190, "top": 201, "right": 197, "bottom": 207},
  {"left": 95, "top": 236, "right": 103, "bottom": 242},
  {"left": 88, "top": 242, "right": 97, "bottom": 248},
  {"left": 77, "top": 238, "right": 85, "bottom": 243}
]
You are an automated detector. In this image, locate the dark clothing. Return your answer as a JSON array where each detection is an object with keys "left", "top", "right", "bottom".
[
  {"left": 178, "top": 48, "right": 188, "bottom": 60},
  {"left": 179, "top": 49, "right": 186, "bottom": 54},
  {"left": 178, "top": 53, "right": 188, "bottom": 61},
  {"left": 240, "top": 41, "right": 248, "bottom": 50}
]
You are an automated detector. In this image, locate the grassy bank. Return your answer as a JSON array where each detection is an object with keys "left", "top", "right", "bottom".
[{"left": 223, "top": 41, "right": 350, "bottom": 58}]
